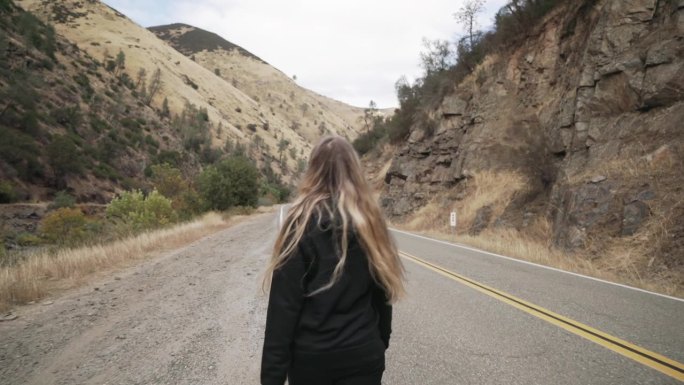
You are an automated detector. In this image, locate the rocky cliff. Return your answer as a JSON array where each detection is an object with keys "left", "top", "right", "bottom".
[{"left": 382, "top": 0, "right": 683, "bottom": 279}]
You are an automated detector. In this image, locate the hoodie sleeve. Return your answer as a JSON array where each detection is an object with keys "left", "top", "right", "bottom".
[
  {"left": 372, "top": 283, "right": 393, "bottom": 349},
  {"left": 261, "top": 244, "right": 307, "bottom": 385}
]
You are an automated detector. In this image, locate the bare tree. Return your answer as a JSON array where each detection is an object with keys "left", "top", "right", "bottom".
[
  {"left": 136, "top": 68, "right": 147, "bottom": 90},
  {"left": 145, "top": 68, "right": 162, "bottom": 106},
  {"left": 419, "top": 38, "right": 455, "bottom": 75},
  {"left": 363, "top": 100, "right": 378, "bottom": 133},
  {"left": 454, "top": 0, "right": 485, "bottom": 49}
]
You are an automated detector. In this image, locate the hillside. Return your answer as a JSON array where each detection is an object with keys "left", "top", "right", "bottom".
[
  {"left": 148, "top": 23, "right": 363, "bottom": 145},
  {"left": 15, "top": 0, "right": 363, "bottom": 183},
  {"left": 375, "top": 0, "right": 683, "bottom": 293},
  {"left": 0, "top": 0, "right": 200, "bottom": 203}
]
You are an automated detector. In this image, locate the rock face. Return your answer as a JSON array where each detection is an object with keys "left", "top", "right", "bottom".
[{"left": 382, "top": 0, "right": 683, "bottom": 267}]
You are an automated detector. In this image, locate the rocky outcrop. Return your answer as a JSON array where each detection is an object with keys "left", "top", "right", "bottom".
[{"left": 382, "top": 0, "right": 683, "bottom": 266}]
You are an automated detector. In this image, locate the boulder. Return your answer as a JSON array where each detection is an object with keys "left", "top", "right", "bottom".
[
  {"left": 622, "top": 200, "right": 650, "bottom": 236},
  {"left": 469, "top": 205, "right": 493, "bottom": 235},
  {"left": 441, "top": 95, "right": 468, "bottom": 117}
]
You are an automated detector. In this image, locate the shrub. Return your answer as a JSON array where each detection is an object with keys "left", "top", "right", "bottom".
[
  {"left": 73, "top": 73, "right": 94, "bottom": 100},
  {"left": 156, "top": 150, "right": 183, "bottom": 167},
  {"left": 106, "top": 190, "right": 178, "bottom": 232},
  {"left": 47, "top": 135, "right": 83, "bottom": 177},
  {"left": 176, "top": 188, "right": 204, "bottom": 220},
  {"left": 0, "top": 126, "right": 42, "bottom": 180},
  {"left": 16, "top": 232, "right": 42, "bottom": 247},
  {"left": 49, "top": 190, "right": 76, "bottom": 210},
  {"left": 50, "top": 106, "right": 82, "bottom": 130},
  {"left": 40, "top": 207, "right": 88, "bottom": 245},
  {"left": 150, "top": 163, "right": 187, "bottom": 199},
  {"left": 90, "top": 117, "right": 110, "bottom": 133},
  {"left": 21, "top": 109, "right": 41, "bottom": 136},
  {"left": 198, "top": 156, "right": 259, "bottom": 210},
  {"left": 0, "top": 181, "right": 17, "bottom": 203}
]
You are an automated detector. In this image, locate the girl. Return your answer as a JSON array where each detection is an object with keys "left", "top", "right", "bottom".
[{"left": 261, "top": 136, "right": 405, "bottom": 385}]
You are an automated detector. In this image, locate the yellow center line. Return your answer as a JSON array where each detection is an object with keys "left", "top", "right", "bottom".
[{"left": 399, "top": 251, "right": 684, "bottom": 381}]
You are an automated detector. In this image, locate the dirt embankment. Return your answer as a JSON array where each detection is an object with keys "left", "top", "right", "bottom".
[{"left": 0, "top": 211, "right": 276, "bottom": 385}]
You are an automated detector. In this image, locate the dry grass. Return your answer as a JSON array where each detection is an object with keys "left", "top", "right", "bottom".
[
  {"left": 400, "top": 170, "right": 527, "bottom": 234},
  {"left": 0, "top": 212, "right": 233, "bottom": 312},
  {"left": 566, "top": 144, "right": 677, "bottom": 185},
  {"left": 392, "top": 169, "right": 682, "bottom": 298}
]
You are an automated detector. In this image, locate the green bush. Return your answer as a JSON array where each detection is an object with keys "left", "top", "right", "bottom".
[
  {"left": 106, "top": 190, "right": 178, "bottom": 232},
  {"left": 156, "top": 150, "right": 183, "bottom": 167},
  {"left": 198, "top": 156, "right": 259, "bottom": 211},
  {"left": 40, "top": 207, "right": 88, "bottom": 245},
  {"left": 21, "top": 109, "right": 41, "bottom": 136},
  {"left": 0, "top": 181, "right": 17, "bottom": 203},
  {"left": 0, "top": 126, "right": 42, "bottom": 180},
  {"left": 47, "top": 135, "right": 83, "bottom": 177},
  {"left": 0, "top": 0, "right": 12, "bottom": 12},
  {"left": 150, "top": 163, "right": 187, "bottom": 199},
  {"left": 16, "top": 232, "right": 42, "bottom": 247},
  {"left": 15, "top": 11, "right": 56, "bottom": 59},
  {"left": 93, "top": 163, "right": 121, "bottom": 181},
  {"left": 50, "top": 105, "right": 82, "bottom": 130},
  {"left": 49, "top": 190, "right": 76, "bottom": 209},
  {"left": 74, "top": 73, "right": 94, "bottom": 100}
]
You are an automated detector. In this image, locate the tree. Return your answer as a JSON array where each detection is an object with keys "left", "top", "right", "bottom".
[
  {"left": 161, "top": 97, "right": 170, "bottom": 118},
  {"left": 136, "top": 68, "right": 147, "bottom": 99},
  {"left": 47, "top": 135, "right": 83, "bottom": 179},
  {"left": 277, "top": 139, "right": 290, "bottom": 166},
  {"left": 454, "top": 0, "right": 485, "bottom": 49},
  {"left": 115, "top": 49, "right": 126, "bottom": 77},
  {"left": 40, "top": 207, "right": 88, "bottom": 245},
  {"left": 136, "top": 68, "right": 147, "bottom": 90},
  {"left": 198, "top": 156, "right": 259, "bottom": 210},
  {"left": 106, "top": 189, "right": 177, "bottom": 232},
  {"left": 419, "top": 38, "right": 455, "bottom": 75},
  {"left": 145, "top": 68, "right": 162, "bottom": 105},
  {"left": 363, "top": 100, "right": 378, "bottom": 133},
  {"left": 150, "top": 163, "right": 187, "bottom": 199}
]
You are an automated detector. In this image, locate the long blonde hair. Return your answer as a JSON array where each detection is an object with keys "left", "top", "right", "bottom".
[{"left": 264, "top": 136, "right": 405, "bottom": 302}]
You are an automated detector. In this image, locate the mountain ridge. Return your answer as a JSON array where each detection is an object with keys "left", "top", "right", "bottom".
[{"left": 148, "top": 23, "right": 267, "bottom": 64}]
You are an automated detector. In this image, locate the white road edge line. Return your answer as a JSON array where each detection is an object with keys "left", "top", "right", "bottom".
[
  {"left": 278, "top": 206, "right": 284, "bottom": 228},
  {"left": 390, "top": 227, "right": 684, "bottom": 303}
]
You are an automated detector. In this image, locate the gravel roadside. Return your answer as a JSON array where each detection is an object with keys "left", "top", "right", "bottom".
[{"left": 0, "top": 211, "right": 276, "bottom": 385}]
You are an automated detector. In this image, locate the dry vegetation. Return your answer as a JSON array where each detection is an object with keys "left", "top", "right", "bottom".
[
  {"left": 392, "top": 171, "right": 683, "bottom": 298},
  {"left": 401, "top": 170, "right": 527, "bottom": 233},
  {"left": 0, "top": 212, "right": 242, "bottom": 311}
]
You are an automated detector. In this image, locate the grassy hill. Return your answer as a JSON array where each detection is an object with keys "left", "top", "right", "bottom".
[
  {"left": 2, "top": 0, "right": 366, "bottom": 204},
  {"left": 148, "top": 23, "right": 363, "bottom": 145},
  {"left": 0, "top": 0, "right": 201, "bottom": 203},
  {"left": 14, "top": 0, "right": 363, "bottom": 189}
]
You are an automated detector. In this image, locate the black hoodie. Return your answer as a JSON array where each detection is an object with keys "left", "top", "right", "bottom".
[{"left": 261, "top": 214, "right": 392, "bottom": 385}]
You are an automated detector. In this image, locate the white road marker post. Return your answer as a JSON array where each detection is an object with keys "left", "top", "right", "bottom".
[{"left": 450, "top": 211, "right": 457, "bottom": 240}]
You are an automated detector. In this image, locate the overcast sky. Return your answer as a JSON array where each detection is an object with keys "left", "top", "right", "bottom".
[{"left": 103, "top": 0, "right": 509, "bottom": 108}]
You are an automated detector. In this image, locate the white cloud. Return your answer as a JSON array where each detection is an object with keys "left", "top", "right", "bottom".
[{"left": 104, "top": 0, "right": 509, "bottom": 108}]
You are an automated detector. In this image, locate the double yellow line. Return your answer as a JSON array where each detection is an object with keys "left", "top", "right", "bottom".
[{"left": 399, "top": 251, "right": 684, "bottom": 381}]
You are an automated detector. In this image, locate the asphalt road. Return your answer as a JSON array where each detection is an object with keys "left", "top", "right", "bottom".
[
  {"left": 385, "top": 229, "right": 684, "bottom": 384},
  {"left": 1, "top": 209, "right": 681, "bottom": 384}
]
